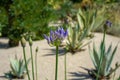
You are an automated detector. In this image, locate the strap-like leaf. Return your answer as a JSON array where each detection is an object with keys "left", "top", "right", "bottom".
[
  {"left": 106, "top": 44, "right": 118, "bottom": 73},
  {"left": 93, "top": 44, "right": 99, "bottom": 69},
  {"left": 89, "top": 45, "right": 97, "bottom": 69},
  {"left": 106, "top": 43, "right": 112, "bottom": 57},
  {"left": 78, "top": 27, "right": 88, "bottom": 42},
  {"left": 10, "top": 59, "right": 18, "bottom": 76},
  {"left": 78, "top": 41, "right": 91, "bottom": 50},
  {"left": 100, "top": 55, "right": 107, "bottom": 76}
]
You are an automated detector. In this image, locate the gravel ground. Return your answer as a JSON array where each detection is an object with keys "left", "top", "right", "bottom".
[{"left": 0, "top": 33, "right": 120, "bottom": 80}]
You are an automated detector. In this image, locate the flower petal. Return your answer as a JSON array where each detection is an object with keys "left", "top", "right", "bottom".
[
  {"left": 43, "top": 34, "right": 48, "bottom": 40},
  {"left": 64, "top": 29, "right": 68, "bottom": 38},
  {"left": 43, "top": 34, "right": 50, "bottom": 44},
  {"left": 50, "top": 30, "right": 54, "bottom": 36}
]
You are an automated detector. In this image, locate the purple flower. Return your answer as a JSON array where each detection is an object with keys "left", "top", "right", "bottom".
[
  {"left": 43, "top": 34, "right": 50, "bottom": 44},
  {"left": 44, "top": 27, "right": 68, "bottom": 46},
  {"left": 105, "top": 20, "right": 112, "bottom": 27}
]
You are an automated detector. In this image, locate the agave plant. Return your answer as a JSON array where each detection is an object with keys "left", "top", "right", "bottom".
[
  {"left": 89, "top": 20, "right": 120, "bottom": 80},
  {"left": 66, "top": 8, "right": 106, "bottom": 53},
  {"left": 77, "top": 8, "right": 106, "bottom": 37},
  {"left": 5, "top": 56, "right": 30, "bottom": 79},
  {"left": 89, "top": 42, "right": 120, "bottom": 79},
  {"left": 66, "top": 24, "right": 91, "bottom": 53}
]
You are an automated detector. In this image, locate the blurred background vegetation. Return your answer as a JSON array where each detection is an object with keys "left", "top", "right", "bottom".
[{"left": 0, "top": 0, "right": 120, "bottom": 47}]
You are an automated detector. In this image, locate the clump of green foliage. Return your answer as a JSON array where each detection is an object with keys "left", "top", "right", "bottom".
[
  {"left": 66, "top": 24, "right": 91, "bottom": 53},
  {"left": 89, "top": 21, "right": 120, "bottom": 80},
  {"left": 0, "top": 0, "right": 57, "bottom": 47},
  {"left": 77, "top": 8, "right": 106, "bottom": 36},
  {"left": 5, "top": 56, "right": 30, "bottom": 79},
  {"left": 89, "top": 42, "right": 120, "bottom": 79},
  {"left": 66, "top": 8, "right": 105, "bottom": 53}
]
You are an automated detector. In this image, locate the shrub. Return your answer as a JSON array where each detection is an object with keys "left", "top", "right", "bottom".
[{"left": 0, "top": 0, "right": 57, "bottom": 47}]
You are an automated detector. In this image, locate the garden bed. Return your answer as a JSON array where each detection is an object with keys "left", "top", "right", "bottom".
[{"left": 0, "top": 33, "right": 120, "bottom": 80}]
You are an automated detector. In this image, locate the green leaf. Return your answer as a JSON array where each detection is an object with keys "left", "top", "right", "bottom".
[
  {"left": 106, "top": 45, "right": 118, "bottom": 73},
  {"left": 93, "top": 44, "right": 100, "bottom": 69},
  {"left": 78, "top": 41, "right": 91, "bottom": 50},
  {"left": 18, "top": 59, "right": 24, "bottom": 77},
  {"left": 106, "top": 43, "right": 112, "bottom": 57},
  {"left": 89, "top": 10, "right": 97, "bottom": 31},
  {"left": 78, "top": 27, "right": 88, "bottom": 42},
  {"left": 10, "top": 58, "right": 18, "bottom": 76},
  {"left": 77, "top": 9, "right": 86, "bottom": 30},
  {"left": 72, "top": 27, "right": 77, "bottom": 48},
  {"left": 100, "top": 55, "right": 107, "bottom": 76},
  {"left": 89, "top": 45, "right": 97, "bottom": 69}
]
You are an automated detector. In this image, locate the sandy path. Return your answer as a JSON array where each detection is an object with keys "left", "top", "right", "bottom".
[{"left": 0, "top": 33, "right": 120, "bottom": 80}]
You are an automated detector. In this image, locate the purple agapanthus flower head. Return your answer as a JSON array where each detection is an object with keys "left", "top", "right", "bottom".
[{"left": 44, "top": 27, "right": 68, "bottom": 46}]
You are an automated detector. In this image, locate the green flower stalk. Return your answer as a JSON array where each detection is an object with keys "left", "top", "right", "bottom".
[
  {"left": 29, "top": 37, "right": 35, "bottom": 80},
  {"left": 21, "top": 37, "right": 31, "bottom": 80},
  {"left": 44, "top": 27, "right": 68, "bottom": 80},
  {"left": 64, "top": 51, "right": 67, "bottom": 80},
  {"left": 55, "top": 46, "right": 59, "bottom": 80},
  {"left": 35, "top": 47, "right": 39, "bottom": 80}
]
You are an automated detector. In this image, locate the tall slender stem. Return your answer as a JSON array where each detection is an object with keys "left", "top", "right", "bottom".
[
  {"left": 35, "top": 51, "right": 38, "bottom": 80},
  {"left": 30, "top": 46, "right": 35, "bottom": 80},
  {"left": 64, "top": 52, "right": 67, "bottom": 80},
  {"left": 23, "top": 47, "right": 31, "bottom": 80},
  {"left": 103, "top": 30, "right": 106, "bottom": 43},
  {"left": 55, "top": 46, "right": 59, "bottom": 80},
  {"left": 96, "top": 30, "right": 106, "bottom": 80}
]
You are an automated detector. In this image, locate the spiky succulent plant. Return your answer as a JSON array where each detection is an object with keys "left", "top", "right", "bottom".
[
  {"left": 77, "top": 8, "right": 105, "bottom": 37},
  {"left": 66, "top": 24, "right": 91, "bottom": 53},
  {"left": 89, "top": 20, "right": 120, "bottom": 80},
  {"left": 89, "top": 42, "right": 120, "bottom": 79},
  {"left": 66, "top": 8, "right": 105, "bottom": 53},
  {"left": 5, "top": 56, "right": 30, "bottom": 79}
]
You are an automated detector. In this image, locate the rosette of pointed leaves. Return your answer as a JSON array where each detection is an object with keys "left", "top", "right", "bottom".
[
  {"left": 89, "top": 42, "right": 120, "bottom": 79},
  {"left": 66, "top": 8, "right": 106, "bottom": 53},
  {"left": 89, "top": 20, "right": 120, "bottom": 79},
  {"left": 66, "top": 24, "right": 91, "bottom": 53},
  {"left": 5, "top": 56, "right": 30, "bottom": 79},
  {"left": 44, "top": 27, "right": 68, "bottom": 46}
]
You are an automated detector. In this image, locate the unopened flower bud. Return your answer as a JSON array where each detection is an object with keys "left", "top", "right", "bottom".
[
  {"left": 104, "top": 20, "right": 112, "bottom": 31},
  {"left": 0, "top": 33, "right": 1, "bottom": 36},
  {"left": 21, "top": 37, "right": 26, "bottom": 47},
  {"left": 29, "top": 37, "right": 33, "bottom": 46},
  {"left": 36, "top": 47, "right": 39, "bottom": 52}
]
